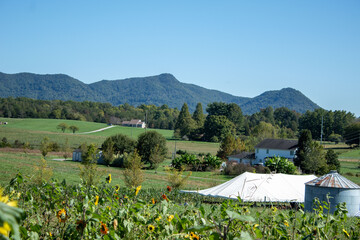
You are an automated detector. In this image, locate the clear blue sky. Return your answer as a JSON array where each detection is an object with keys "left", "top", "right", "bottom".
[{"left": 1, "top": 1, "right": 359, "bottom": 117}]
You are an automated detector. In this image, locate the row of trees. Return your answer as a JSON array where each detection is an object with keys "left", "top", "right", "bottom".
[
  {"left": 101, "top": 131, "right": 168, "bottom": 170},
  {"left": 0, "top": 97, "right": 179, "bottom": 130},
  {"left": 294, "top": 130, "right": 341, "bottom": 175},
  {"left": 1, "top": 97, "right": 358, "bottom": 146},
  {"left": 174, "top": 102, "right": 359, "bottom": 146},
  {"left": 56, "top": 123, "right": 79, "bottom": 133}
]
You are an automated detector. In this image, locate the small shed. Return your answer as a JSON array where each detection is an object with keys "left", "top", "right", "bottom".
[
  {"left": 72, "top": 149, "right": 105, "bottom": 164},
  {"left": 304, "top": 170, "right": 360, "bottom": 216},
  {"left": 72, "top": 149, "right": 82, "bottom": 162}
]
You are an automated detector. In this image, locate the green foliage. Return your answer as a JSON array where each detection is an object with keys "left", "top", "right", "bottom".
[
  {"left": 206, "top": 102, "right": 244, "bottom": 133},
  {"left": 62, "top": 138, "right": 72, "bottom": 160},
  {"left": 274, "top": 107, "right": 299, "bottom": 131},
  {"left": 264, "top": 156, "right": 296, "bottom": 174},
  {"left": 251, "top": 121, "right": 278, "bottom": 141},
  {"left": 344, "top": 122, "right": 360, "bottom": 147},
  {"left": 166, "top": 167, "right": 191, "bottom": 189},
  {"left": 299, "top": 109, "right": 355, "bottom": 140},
  {"left": 294, "top": 129, "right": 313, "bottom": 167},
  {"left": 33, "top": 157, "right": 53, "bottom": 185},
  {"left": 68, "top": 125, "right": 79, "bottom": 133},
  {"left": 192, "top": 103, "right": 205, "bottom": 128},
  {"left": 326, "top": 149, "right": 341, "bottom": 172},
  {"left": 2, "top": 173, "right": 358, "bottom": 240},
  {"left": 136, "top": 131, "right": 167, "bottom": 168},
  {"left": 149, "top": 145, "right": 166, "bottom": 170},
  {"left": 301, "top": 141, "right": 328, "bottom": 175},
  {"left": 174, "top": 103, "right": 196, "bottom": 138},
  {"left": 40, "top": 137, "right": 51, "bottom": 157},
  {"left": 217, "top": 135, "right": 246, "bottom": 160},
  {"left": 123, "top": 150, "right": 144, "bottom": 188},
  {"left": 81, "top": 143, "right": 99, "bottom": 165},
  {"left": 328, "top": 133, "right": 343, "bottom": 144},
  {"left": 171, "top": 153, "right": 222, "bottom": 171},
  {"left": 56, "top": 122, "right": 68, "bottom": 133},
  {"left": 102, "top": 134, "right": 136, "bottom": 165},
  {"left": 203, "top": 115, "right": 236, "bottom": 142}
]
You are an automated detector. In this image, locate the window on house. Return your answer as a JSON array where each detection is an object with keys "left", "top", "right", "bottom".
[
  {"left": 266, "top": 149, "right": 269, "bottom": 154},
  {"left": 290, "top": 150, "right": 294, "bottom": 156}
]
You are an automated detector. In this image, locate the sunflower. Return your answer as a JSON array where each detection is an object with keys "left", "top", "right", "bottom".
[
  {"left": 190, "top": 232, "right": 200, "bottom": 240},
  {"left": 106, "top": 174, "right": 112, "bottom": 183},
  {"left": 95, "top": 195, "right": 99, "bottom": 206},
  {"left": 155, "top": 216, "right": 162, "bottom": 221},
  {"left": 162, "top": 194, "right": 169, "bottom": 201},
  {"left": 0, "top": 188, "right": 18, "bottom": 237},
  {"left": 342, "top": 229, "right": 350, "bottom": 238},
  {"left": 0, "top": 188, "right": 17, "bottom": 207},
  {"left": 0, "top": 222, "right": 11, "bottom": 237},
  {"left": 167, "top": 185, "right": 172, "bottom": 192},
  {"left": 147, "top": 224, "right": 155, "bottom": 232},
  {"left": 151, "top": 198, "right": 156, "bottom": 204},
  {"left": 57, "top": 209, "right": 68, "bottom": 223},
  {"left": 135, "top": 185, "right": 141, "bottom": 196},
  {"left": 115, "top": 185, "right": 120, "bottom": 192},
  {"left": 283, "top": 220, "right": 289, "bottom": 227},
  {"left": 100, "top": 222, "right": 109, "bottom": 235},
  {"left": 167, "top": 215, "right": 174, "bottom": 222}
]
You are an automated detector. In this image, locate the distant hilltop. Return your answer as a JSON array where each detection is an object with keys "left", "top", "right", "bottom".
[{"left": 0, "top": 72, "right": 320, "bottom": 114}]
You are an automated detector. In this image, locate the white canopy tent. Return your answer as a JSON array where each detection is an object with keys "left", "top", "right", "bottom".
[{"left": 182, "top": 172, "right": 317, "bottom": 202}]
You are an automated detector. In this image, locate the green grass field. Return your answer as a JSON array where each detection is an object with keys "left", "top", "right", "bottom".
[
  {"left": 0, "top": 117, "right": 218, "bottom": 155},
  {"left": 0, "top": 150, "right": 229, "bottom": 189}
]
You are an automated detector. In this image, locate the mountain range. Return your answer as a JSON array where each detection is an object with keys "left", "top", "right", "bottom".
[{"left": 0, "top": 72, "right": 320, "bottom": 114}]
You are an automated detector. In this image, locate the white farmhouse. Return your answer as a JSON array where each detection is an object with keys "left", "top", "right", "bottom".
[
  {"left": 121, "top": 119, "right": 146, "bottom": 128},
  {"left": 227, "top": 138, "right": 298, "bottom": 166},
  {"left": 253, "top": 139, "right": 298, "bottom": 165}
]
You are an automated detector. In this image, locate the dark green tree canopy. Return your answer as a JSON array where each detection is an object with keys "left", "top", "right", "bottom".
[
  {"left": 206, "top": 102, "right": 244, "bottom": 133},
  {"left": 274, "top": 107, "right": 299, "bottom": 131},
  {"left": 325, "top": 149, "right": 340, "bottom": 172},
  {"left": 102, "top": 134, "right": 136, "bottom": 155},
  {"left": 344, "top": 122, "right": 360, "bottom": 147},
  {"left": 203, "top": 115, "right": 236, "bottom": 142},
  {"left": 136, "top": 131, "right": 168, "bottom": 168}
]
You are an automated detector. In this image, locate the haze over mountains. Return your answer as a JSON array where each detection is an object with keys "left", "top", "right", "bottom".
[{"left": 0, "top": 72, "right": 320, "bottom": 114}]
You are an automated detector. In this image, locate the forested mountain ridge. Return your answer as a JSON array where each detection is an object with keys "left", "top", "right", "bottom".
[{"left": 0, "top": 72, "right": 320, "bottom": 114}]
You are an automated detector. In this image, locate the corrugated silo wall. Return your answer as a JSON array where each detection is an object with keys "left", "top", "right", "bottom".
[{"left": 305, "top": 185, "right": 360, "bottom": 216}]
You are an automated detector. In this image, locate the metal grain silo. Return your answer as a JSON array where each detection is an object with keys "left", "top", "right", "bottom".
[{"left": 304, "top": 170, "right": 360, "bottom": 216}]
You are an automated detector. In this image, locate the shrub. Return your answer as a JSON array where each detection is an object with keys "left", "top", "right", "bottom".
[
  {"left": 166, "top": 167, "right": 191, "bottom": 189},
  {"left": 224, "top": 163, "right": 254, "bottom": 175},
  {"left": 123, "top": 150, "right": 144, "bottom": 188},
  {"left": 265, "top": 156, "right": 296, "bottom": 174}
]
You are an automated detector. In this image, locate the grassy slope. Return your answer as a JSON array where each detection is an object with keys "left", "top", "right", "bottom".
[{"left": 0, "top": 151, "right": 229, "bottom": 189}]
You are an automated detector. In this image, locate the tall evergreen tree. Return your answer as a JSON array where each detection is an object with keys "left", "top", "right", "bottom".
[
  {"left": 294, "top": 129, "right": 313, "bottom": 167},
  {"left": 192, "top": 103, "right": 205, "bottom": 128},
  {"left": 175, "top": 103, "right": 195, "bottom": 138}
]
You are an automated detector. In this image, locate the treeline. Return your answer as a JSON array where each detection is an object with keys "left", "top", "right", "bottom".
[
  {"left": 0, "top": 97, "right": 179, "bottom": 130},
  {"left": 174, "top": 103, "right": 357, "bottom": 145},
  {"left": 0, "top": 97, "right": 357, "bottom": 144}
]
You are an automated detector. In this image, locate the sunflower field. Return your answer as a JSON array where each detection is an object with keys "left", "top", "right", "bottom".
[{"left": 0, "top": 173, "right": 359, "bottom": 240}]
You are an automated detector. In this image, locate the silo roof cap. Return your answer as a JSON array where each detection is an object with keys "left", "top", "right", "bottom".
[{"left": 305, "top": 170, "right": 360, "bottom": 189}]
